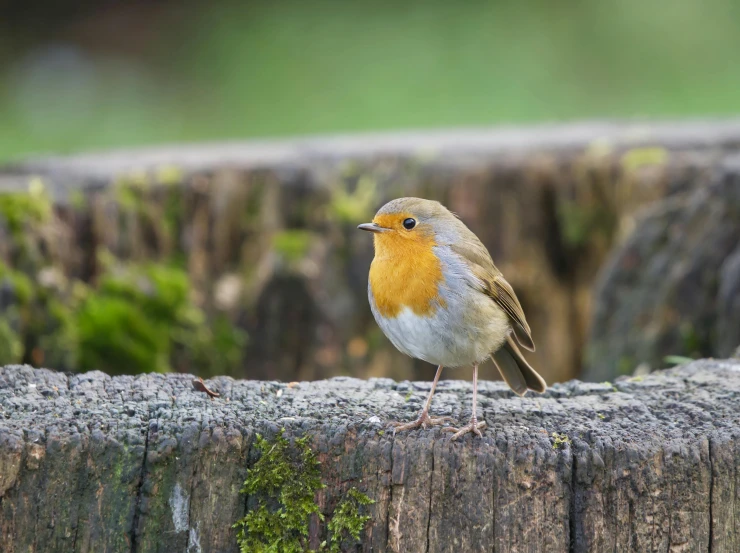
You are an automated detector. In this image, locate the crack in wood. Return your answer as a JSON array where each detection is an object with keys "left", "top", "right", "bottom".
[
  {"left": 569, "top": 447, "right": 577, "bottom": 553},
  {"left": 424, "top": 437, "right": 435, "bottom": 553},
  {"left": 708, "top": 436, "right": 714, "bottom": 553},
  {"left": 129, "top": 420, "right": 150, "bottom": 553}
]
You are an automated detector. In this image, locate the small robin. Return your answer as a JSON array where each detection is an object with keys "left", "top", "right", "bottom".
[{"left": 358, "top": 197, "right": 547, "bottom": 439}]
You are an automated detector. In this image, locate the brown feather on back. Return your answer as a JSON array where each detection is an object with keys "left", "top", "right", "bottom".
[{"left": 450, "top": 236, "right": 536, "bottom": 353}]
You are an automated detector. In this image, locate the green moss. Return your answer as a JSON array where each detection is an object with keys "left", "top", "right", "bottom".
[
  {"left": 118, "top": 170, "right": 150, "bottom": 189},
  {"left": 69, "top": 189, "right": 87, "bottom": 211},
  {"left": 234, "top": 430, "right": 374, "bottom": 553},
  {"left": 664, "top": 355, "right": 694, "bottom": 366},
  {"left": 242, "top": 183, "right": 266, "bottom": 225},
  {"left": 679, "top": 322, "right": 703, "bottom": 357},
  {"left": 114, "top": 184, "right": 140, "bottom": 213},
  {"left": 113, "top": 172, "right": 150, "bottom": 213},
  {"left": 0, "top": 179, "right": 246, "bottom": 376},
  {"left": 0, "top": 314, "right": 23, "bottom": 364},
  {"left": 556, "top": 199, "right": 617, "bottom": 248},
  {"left": 329, "top": 176, "right": 377, "bottom": 223},
  {"left": 621, "top": 147, "right": 668, "bottom": 172},
  {"left": 0, "top": 179, "right": 52, "bottom": 235},
  {"left": 556, "top": 201, "right": 591, "bottom": 247},
  {"left": 154, "top": 165, "right": 184, "bottom": 186},
  {"left": 326, "top": 488, "right": 374, "bottom": 553},
  {"left": 234, "top": 429, "right": 324, "bottom": 553},
  {"left": 75, "top": 263, "right": 187, "bottom": 374},
  {"left": 77, "top": 295, "right": 170, "bottom": 374},
  {"left": 37, "top": 296, "right": 79, "bottom": 369},
  {"left": 0, "top": 262, "right": 78, "bottom": 368},
  {"left": 76, "top": 262, "right": 246, "bottom": 376},
  {"left": 617, "top": 356, "right": 635, "bottom": 376},
  {"left": 173, "top": 314, "right": 247, "bottom": 378},
  {"left": 162, "top": 190, "right": 183, "bottom": 241},
  {"left": 0, "top": 255, "right": 245, "bottom": 375},
  {"left": 551, "top": 432, "right": 571, "bottom": 449},
  {"left": 272, "top": 230, "right": 313, "bottom": 261},
  {"left": 0, "top": 263, "right": 33, "bottom": 305}
]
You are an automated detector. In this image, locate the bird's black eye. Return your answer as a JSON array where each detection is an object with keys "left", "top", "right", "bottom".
[{"left": 402, "top": 218, "right": 416, "bottom": 230}]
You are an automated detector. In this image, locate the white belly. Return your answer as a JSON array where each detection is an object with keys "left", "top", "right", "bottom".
[{"left": 369, "top": 293, "right": 510, "bottom": 368}]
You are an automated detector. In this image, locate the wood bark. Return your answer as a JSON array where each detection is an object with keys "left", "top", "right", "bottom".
[{"left": 2, "top": 360, "right": 740, "bottom": 552}]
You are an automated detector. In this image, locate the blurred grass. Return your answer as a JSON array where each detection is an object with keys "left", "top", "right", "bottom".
[{"left": 1, "top": 0, "right": 740, "bottom": 163}]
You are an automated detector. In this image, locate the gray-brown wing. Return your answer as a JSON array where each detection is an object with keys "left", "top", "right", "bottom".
[
  {"left": 450, "top": 239, "right": 536, "bottom": 352},
  {"left": 492, "top": 335, "right": 546, "bottom": 395}
]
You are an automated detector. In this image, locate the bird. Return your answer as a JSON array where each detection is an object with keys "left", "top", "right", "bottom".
[{"left": 358, "top": 197, "right": 547, "bottom": 439}]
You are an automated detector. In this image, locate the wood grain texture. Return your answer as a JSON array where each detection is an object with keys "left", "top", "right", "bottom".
[{"left": 1, "top": 360, "right": 740, "bottom": 552}]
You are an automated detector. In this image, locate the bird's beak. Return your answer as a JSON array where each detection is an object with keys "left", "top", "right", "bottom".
[{"left": 357, "top": 222, "right": 389, "bottom": 233}]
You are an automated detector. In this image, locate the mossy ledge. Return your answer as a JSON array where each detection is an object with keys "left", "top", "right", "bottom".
[{"left": 2, "top": 359, "right": 740, "bottom": 551}]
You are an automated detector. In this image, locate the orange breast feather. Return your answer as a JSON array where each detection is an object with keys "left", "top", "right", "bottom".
[{"left": 369, "top": 231, "right": 446, "bottom": 318}]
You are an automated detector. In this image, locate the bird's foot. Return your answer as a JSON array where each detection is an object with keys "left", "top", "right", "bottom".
[
  {"left": 388, "top": 412, "right": 454, "bottom": 434},
  {"left": 444, "top": 417, "right": 487, "bottom": 440}
]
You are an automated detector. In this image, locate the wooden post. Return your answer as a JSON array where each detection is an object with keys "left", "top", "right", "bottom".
[{"left": 1, "top": 360, "right": 739, "bottom": 552}]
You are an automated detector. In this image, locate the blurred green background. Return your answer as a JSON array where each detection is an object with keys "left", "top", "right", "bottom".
[{"left": 1, "top": 0, "right": 740, "bottom": 163}]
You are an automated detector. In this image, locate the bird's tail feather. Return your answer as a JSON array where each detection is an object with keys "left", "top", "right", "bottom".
[{"left": 492, "top": 335, "right": 547, "bottom": 396}]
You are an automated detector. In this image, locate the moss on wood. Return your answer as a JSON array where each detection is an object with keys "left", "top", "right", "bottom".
[{"left": 233, "top": 429, "right": 373, "bottom": 553}]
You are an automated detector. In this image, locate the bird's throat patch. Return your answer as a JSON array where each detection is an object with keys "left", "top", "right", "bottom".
[{"left": 369, "top": 230, "right": 446, "bottom": 318}]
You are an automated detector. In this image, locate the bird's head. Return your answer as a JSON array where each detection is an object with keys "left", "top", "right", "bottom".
[{"left": 357, "top": 197, "right": 456, "bottom": 257}]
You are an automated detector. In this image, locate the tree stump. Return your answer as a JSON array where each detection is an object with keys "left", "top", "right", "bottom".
[
  {"left": 583, "top": 154, "right": 740, "bottom": 381},
  {"left": 1, "top": 360, "right": 739, "bottom": 552}
]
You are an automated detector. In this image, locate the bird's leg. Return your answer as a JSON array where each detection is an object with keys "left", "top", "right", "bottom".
[
  {"left": 444, "top": 363, "right": 487, "bottom": 440},
  {"left": 389, "top": 365, "right": 453, "bottom": 433}
]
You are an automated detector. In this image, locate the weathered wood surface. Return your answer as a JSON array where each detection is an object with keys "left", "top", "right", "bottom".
[
  {"left": 1, "top": 360, "right": 740, "bottom": 552},
  {"left": 2, "top": 120, "right": 740, "bottom": 384}
]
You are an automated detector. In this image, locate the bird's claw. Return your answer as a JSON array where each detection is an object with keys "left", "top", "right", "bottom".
[
  {"left": 388, "top": 413, "right": 454, "bottom": 434},
  {"left": 444, "top": 418, "right": 487, "bottom": 440}
]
